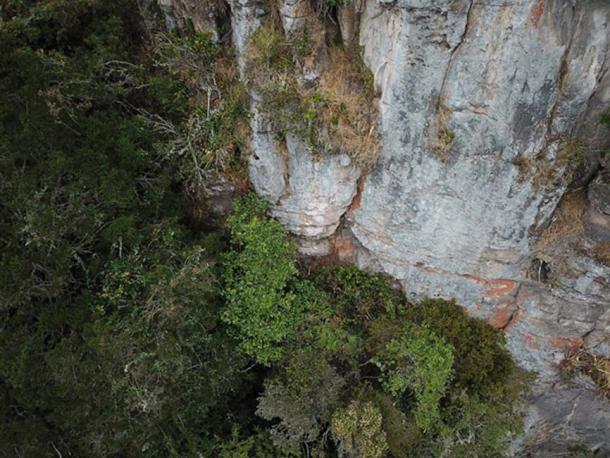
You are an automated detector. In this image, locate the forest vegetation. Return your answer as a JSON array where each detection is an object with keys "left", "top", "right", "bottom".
[{"left": 0, "top": 1, "right": 528, "bottom": 456}]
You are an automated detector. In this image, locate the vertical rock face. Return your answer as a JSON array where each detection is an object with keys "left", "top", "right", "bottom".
[
  {"left": 161, "top": 0, "right": 610, "bottom": 453},
  {"left": 228, "top": 0, "right": 363, "bottom": 242},
  {"left": 353, "top": 0, "right": 608, "bottom": 292}
]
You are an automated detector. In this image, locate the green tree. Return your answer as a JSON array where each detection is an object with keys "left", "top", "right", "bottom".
[
  {"left": 373, "top": 325, "right": 454, "bottom": 432},
  {"left": 256, "top": 350, "right": 345, "bottom": 452},
  {"left": 222, "top": 194, "right": 302, "bottom": 364},
  {"left": 331, "top": 400, "right": 389, "bottom": 458},
  {"left": 86, "top": 229, "right": 248, "bottom": 455}
]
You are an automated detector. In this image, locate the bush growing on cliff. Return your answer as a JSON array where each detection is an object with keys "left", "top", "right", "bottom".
[
  {"left": 146, "top": 29, "right": 250, "bottom": 192},
  {"left": 221, "top": 195, "right": 529, "bottom": 457},
  {"left": 244, "top": 19, "right": 381, "bottom": 168}
]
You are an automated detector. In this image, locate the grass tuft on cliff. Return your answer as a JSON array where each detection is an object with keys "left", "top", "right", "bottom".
[{"left": 244, "top": 18, "right": 381, "bottom": 169}]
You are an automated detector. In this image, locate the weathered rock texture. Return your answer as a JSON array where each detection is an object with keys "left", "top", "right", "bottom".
[
  {"left": 348, "top": 2, "right": 610, "bottom": 453},
  {"left": 161, "top": 0, "right": 610, "bottom": 454},
  {"left": 353, "top": 0, "right": 608, "bottom": 298},
  {"left": 157, "top": 0, "right": 221, "bottom": 38}
]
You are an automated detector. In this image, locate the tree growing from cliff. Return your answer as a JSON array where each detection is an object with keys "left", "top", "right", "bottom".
[{"left": 222, "top": 194, "right": 303, "bottom": 364}]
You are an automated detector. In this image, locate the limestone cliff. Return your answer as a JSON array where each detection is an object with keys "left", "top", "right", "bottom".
[{"left": 160, "top": 0, "right": 610, "bottom": 454}]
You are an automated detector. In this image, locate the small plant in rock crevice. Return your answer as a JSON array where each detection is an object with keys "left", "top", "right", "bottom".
[
  {"left": 428, "top": 102, "right": 455, "bottom": 162},
  {"left": 561, "top": 347, "right": 610, "bottom": 399}
]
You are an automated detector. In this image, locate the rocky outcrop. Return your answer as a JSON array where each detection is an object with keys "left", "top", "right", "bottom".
[
  {"left": 348, "top": 2, "right": 610, "bottom": 453},
  {"left": 157, "top": 0, "right": 221, "bottom": 38},
  {"left": 250, "top": 131, "right": 361, "bottom": 240},
  {"left": 160, "top": 0, "right": 610, "bottom": 453},
  {"left": 226, "top": 0, "right": 365, "bottom": 241}
]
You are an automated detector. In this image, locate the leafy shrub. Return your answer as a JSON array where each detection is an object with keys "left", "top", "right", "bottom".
[
  {"left": 212, "top": 427, "right": 280, "bottom": 458},
  {"left": 87, "top": 229, "right": 247, "bottom": 455},
  {"left": 313, "top": 265, "right": 402, "bottom": 322},
  {"left": 147, "top": 30, "right": 250, "bottom": 191},
  {"left": 403, "top": 298, "right": 514, "bottom": 394},
  {"left": 244, "top": 252, "right": 528, "bottom": 456},
  {"left": 438, "top": 391, "right": 525, "bottom": 457},
  {"left": 331, "top": 400, "right": 389, "bottom": 458},
  {"left": 396, "top": 300, "right": 530, "bottom": 456},
  {"left": 222, "top": 194, "right": 302, "bottom": 364},
  {"left": 373, "top": 325, "right": 454, "bottom": 432}
]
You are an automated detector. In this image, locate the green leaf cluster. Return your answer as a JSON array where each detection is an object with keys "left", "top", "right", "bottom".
[
  {"left": 222, "top": 194, "right": 302, "bottom": 364},
  {"left": 331, "top": 400, "right": 389, "bottom": 458},
  {"left": 374, "top": 325, "right": 454, "bottom": 432}
]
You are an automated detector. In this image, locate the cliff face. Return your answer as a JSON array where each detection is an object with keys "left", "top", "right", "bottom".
[
  {"left": 350, "top": 4, "right": 610, "bottom": 452},
  {"left": 161, "top": 0, "right": 610, "bottom": 453}
]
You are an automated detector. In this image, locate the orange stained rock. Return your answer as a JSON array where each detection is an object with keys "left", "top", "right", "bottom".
[
  {"left": 489, "top": 306, "right": 515, "bottom": 329},
  {"left": 332, "top": 237, "right": 355, "bottom": 262},
  {"left": 531, "top": 0, "right": 545, "bottom": 27},
  {"left": 463, "top": 274, "right": 517, "bottom": 298},
  {"left": 348, "top": 177, "right": 365, "bottom": 212},
  {"left": 549, "top": 336, "right": 584, "bottom": 351}
]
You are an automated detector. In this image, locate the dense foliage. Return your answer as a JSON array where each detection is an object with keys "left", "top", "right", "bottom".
[
  {"left": 0, "top": 1, "right": 249, "bottom": 455},
  {"left": 0, "top": 2, "right": 528, "bottom": 457},
  {"left": 222, "top": 194, "right": 300, "bottom": 364},
  {"left": 218, "top": 194, "right": 530, "bottom": 458}
]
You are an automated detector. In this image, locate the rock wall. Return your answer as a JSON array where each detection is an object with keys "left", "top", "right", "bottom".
[
  {"left": 160, "top": 0, "right": 610, "bottom": 454},
  {"left": 350, "top": 2, "right": 610, "bottom": 453}
]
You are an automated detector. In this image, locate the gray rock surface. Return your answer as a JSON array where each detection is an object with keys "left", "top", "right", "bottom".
[
  {"left": 269, "top": 134, "right": 360, "bottom": 239},
  {"left": 520, "top": 380, "right": 610, "bottom": 456},
  {"left": 586, "top": 171, "right": 610, "bottom": 242},
  {"left": 353, "top": 0, "right": 608, "bottom": 284},
  {"left": 249, "top": 129, "right": 361, "bottom": 239}
]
